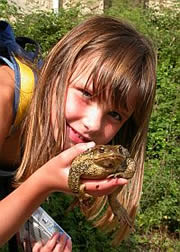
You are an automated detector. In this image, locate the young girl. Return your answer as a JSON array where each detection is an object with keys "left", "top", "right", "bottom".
[{"left": 0, "top": 15, "right": 156, "bottom": 250}]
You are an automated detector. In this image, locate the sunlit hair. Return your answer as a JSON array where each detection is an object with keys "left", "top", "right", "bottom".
[{"left": 15, "top": 16, "right": 156, "bottom": 245}]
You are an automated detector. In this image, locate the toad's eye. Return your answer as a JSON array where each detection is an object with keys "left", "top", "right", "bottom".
[
  {"left": 99, "top": 146, "right": 105, "bottom": 153},
  {"left": 109, "top": 111, "right": 122, "bottom": 121}
]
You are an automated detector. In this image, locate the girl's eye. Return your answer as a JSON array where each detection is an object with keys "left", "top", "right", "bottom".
[
  {"left": 81, "top": 89, "right": 92, "bottom": 98},
  {"left": 109, "top": 111, "right": 122, "bottom": 121}
]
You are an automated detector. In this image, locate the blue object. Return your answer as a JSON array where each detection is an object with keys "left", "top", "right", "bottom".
[{"left": 0, "top": 20, "right": 42, "bottom": 63}]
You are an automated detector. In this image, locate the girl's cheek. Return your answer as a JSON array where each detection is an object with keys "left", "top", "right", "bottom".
[
  {"left": 103, "top": 124, "right": 121, "bottom": 144},
  {"left": 65, "top": 94, "right": 86, "bottom": 120}
]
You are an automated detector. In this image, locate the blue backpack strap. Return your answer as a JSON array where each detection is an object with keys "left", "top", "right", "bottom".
[
  {"left": 0, "top": 56, "right": 14, "bottom": 69},
  {"left": 0, "top": 55, "right": 21, "bottom": 122}
]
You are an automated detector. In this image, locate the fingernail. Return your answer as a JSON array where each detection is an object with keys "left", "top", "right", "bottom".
[
  {"left": 37, "top": 240, "right": 43, "bottom": 246},
  {"left": 86, "top": 141, "right": 96, "bottom": 149},
  {"left": 117, "top": 178, "right": 128, "bottom": 184}
]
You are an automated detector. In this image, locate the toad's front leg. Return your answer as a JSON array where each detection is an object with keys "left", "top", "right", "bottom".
[
  {"left": 69, "top": 170, "right": 92, "bottom": 201},
  {"left": 68, "top": 169, "right": 82, "bottom": 194},
  {"left": 122, "top": 158, "right": 136, "bottom": 179}
]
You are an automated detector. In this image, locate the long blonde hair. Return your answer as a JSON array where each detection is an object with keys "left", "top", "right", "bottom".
[{"left": 15, "top": 16, "right": 156, "bottom": 245}]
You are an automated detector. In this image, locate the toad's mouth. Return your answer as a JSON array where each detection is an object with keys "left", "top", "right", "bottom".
[{"left": 94, "top": 155, "right": 125, "bottom": 166}]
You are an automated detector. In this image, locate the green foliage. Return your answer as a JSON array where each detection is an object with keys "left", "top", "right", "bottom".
[
  {"left": 0, "top": 0, "right": 22, "bottom": 20},
  {"left": 0, "top": 0, "right": 179, "bottom": 251},
  {"left": 13, "top": 8, "right": 81, "bottom": 56},
  {"left": 0, "top": 0, "right": 81, "bottom": 56}
]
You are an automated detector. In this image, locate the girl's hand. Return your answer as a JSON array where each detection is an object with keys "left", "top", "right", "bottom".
[{"left": 32, "top": 233, "right": 72, "bottom": 252}]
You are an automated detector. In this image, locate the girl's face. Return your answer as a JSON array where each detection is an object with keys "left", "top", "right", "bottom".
[{"left": 61, "top": 59, "right": 137, "bottom": 150}]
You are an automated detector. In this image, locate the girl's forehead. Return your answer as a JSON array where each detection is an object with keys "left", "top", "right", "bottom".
[{"left": 70, "top": 55, "right": 99, "bottom": 83}]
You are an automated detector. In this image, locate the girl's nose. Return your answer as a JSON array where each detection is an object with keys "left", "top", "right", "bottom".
[{"left": 82, "top": 105, "right": 103, "bottom": 132}]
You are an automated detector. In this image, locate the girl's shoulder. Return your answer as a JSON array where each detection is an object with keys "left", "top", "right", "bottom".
[
  {"left": 0, "top": 66, "right": 15, "bottom": 162},
  {"left": 0, "top": 65, "right": 15, "bottom": 107},
  {"left": 0, "top": 65, "right": 20, "bottom": 166},
  {"left": 0, "top": 63, "right": 14, "bottom": 82}
]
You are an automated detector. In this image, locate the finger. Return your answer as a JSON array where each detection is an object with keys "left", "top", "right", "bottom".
[
  {"left": 41, "top": 232, "right": 60, "bottom": 251},
  {"left": 64, "top": 238, "right": 72, "bottom": 252},
  {"left": 32, "top": 240, "right": 43, "bottom": 252},
  {"left": 23, "top": 239, "right": 32, "bottom": 252},
  {"left": 57, "top": 141, "right": 96, "bottom": 166},
  {"left": 54, "top": 233, "right": 67, "bottom": 252},
  {"left": 84, "top": 178, "right": 128, "bottom": 197}
]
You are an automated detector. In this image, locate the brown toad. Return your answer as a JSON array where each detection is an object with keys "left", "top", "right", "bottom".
[{"left": 68, "top": 145, "right": 136, "bottom": 227}]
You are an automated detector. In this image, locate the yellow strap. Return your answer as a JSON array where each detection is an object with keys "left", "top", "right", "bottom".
[{"left": 14, "top": 57, "right": 35, "bottom": 127}]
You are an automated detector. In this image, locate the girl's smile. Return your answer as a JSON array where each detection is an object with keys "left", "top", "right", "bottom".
[{"left": 67, "top": 123, "right": 91, "bottom": 144}]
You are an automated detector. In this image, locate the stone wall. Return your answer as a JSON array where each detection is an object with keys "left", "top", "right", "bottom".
[
  {"left": 8, "top": 0, "right": 178, "bottom": 13},
  {"left": 149, "top": 0, "right": 179, "bottom": 9},
  {"left": 9, "top": 0, "right": 53, "bottom": 11},
  {"left": 62, "top": 0, "right": 104, "bottom": 14},
  {"left": 9, "top": 0, "right": 112, "bottom": 14}
]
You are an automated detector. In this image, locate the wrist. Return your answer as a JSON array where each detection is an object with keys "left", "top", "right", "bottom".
[
  {"left": 33, "top": 159, "right": 70, "bottom": 194},
  {"left": 18, "top": 169, "right": 51, "bottom": 207}
]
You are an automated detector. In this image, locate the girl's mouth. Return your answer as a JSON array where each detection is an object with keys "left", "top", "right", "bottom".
[{"left": 67, "top": 124, "right": 90, "bottom": 144}]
